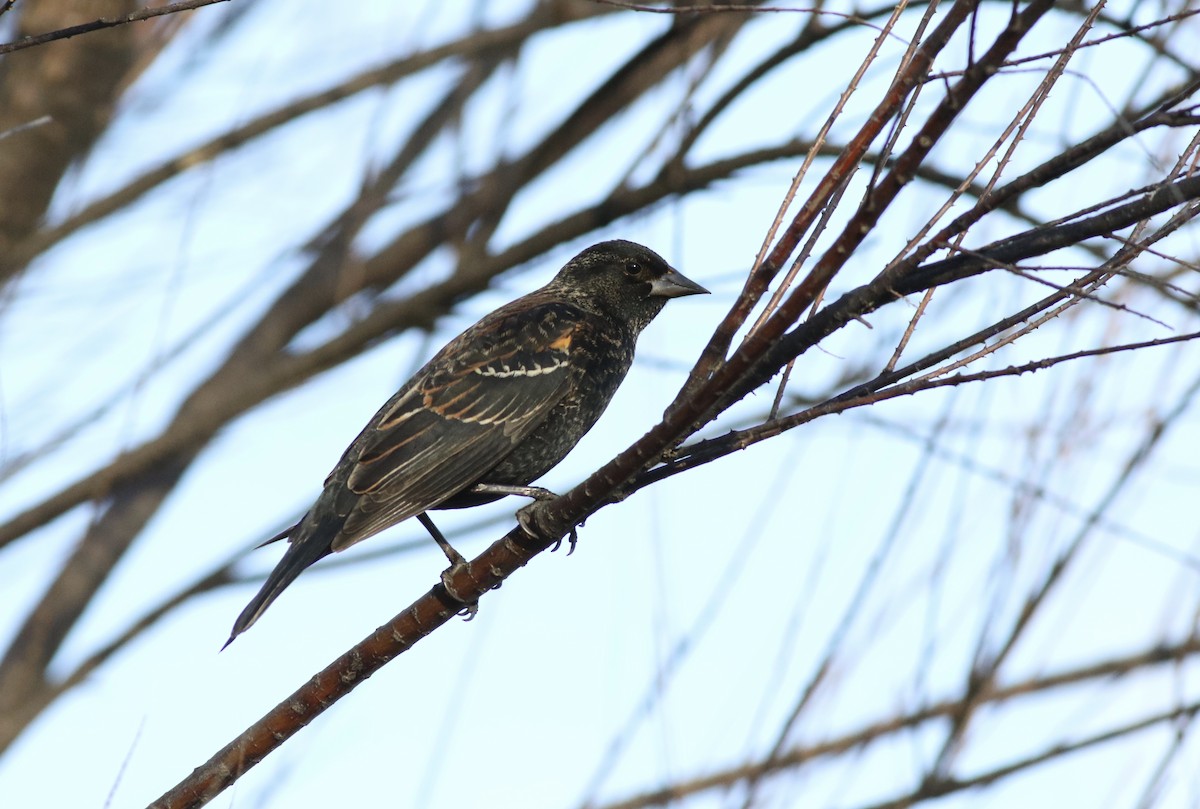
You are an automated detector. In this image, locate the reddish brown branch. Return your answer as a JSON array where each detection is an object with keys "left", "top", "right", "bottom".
[
  {"left": 635, "top": 329, "right": 1200, "bottom": 490},
  {"left": 148, "top": 524, "right": 554, "bottom": 808},
  {"left": 680, "top": 0, "right": 981, "bottom": 412},
  {"left": 717, "top": 172, "right": 1200, "bottom": 420}
]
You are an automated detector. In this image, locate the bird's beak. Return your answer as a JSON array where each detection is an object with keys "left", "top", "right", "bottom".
[{"left": 649, "top": 267, "right": 709, "bottom": 298}]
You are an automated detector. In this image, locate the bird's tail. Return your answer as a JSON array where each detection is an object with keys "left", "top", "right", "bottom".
[{"left": 223, "top": 518, "right": 336, "bottom": 649}]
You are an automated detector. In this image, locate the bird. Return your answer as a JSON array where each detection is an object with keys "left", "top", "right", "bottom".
[{"left": 226, "top": 240, "right": 708, "bottom": 645}]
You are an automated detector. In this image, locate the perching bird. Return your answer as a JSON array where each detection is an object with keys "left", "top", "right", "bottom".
[{"left": 226, "top": 240, "right": 707, "bottom": 645}]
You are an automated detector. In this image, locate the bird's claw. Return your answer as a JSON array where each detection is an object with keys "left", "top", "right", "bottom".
[
  {"left": 518, "top": 500, "right": 581, "bottom": 553},
  {"left": 516, "top": 500, "right": 543, "bottom": 539},
  {"left": 484, "top": 486, "right": 577, "bottom": 552},
  {"left": 550, "top": 526, "right": 579, "bottom": 554},
  {"left": 440, "top": 562, "right": 479, "bottom": 619}
]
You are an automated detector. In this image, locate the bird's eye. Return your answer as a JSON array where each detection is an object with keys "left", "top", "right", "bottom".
[{"left": 624, "top": 261, "right": 642, "bottom": 277}]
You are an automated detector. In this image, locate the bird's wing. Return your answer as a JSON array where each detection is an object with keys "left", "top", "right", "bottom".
[{"left": 331, "top": 302, "right": 581, "bottom": 550}]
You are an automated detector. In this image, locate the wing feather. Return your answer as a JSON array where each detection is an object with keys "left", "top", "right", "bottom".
[{"left": 326, "top": 301, "right": 581, "bottom": 551}]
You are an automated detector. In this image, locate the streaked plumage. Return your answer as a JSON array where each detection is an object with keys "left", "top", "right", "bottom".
[{"left": 227, "top": 240, "right": 707, "bottom": 645}]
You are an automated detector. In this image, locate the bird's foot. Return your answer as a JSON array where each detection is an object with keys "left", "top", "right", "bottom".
[
  {"left": 440, "top": 562, "right": 479, "bottom": 621},
  {"left": 420, "top": 512, "right": 477, "bottom": 618},
  {"left": 477, "top": 483, "right": 578, "bottom": 552},
  {"left": 516, "top": 501, "right": 579, "bottom": 554}
]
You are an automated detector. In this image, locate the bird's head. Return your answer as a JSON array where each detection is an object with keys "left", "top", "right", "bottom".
[{"left": 550, "top": 240, "right": 709, "bottom": 331}]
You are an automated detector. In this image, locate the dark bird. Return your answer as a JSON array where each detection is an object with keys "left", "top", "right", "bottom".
[{"left": 226, "top": 240, "right": 707, "bottom": 645}]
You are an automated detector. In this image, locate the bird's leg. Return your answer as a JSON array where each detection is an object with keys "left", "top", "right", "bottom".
[
  {"left": 468, "top": 483, "right": 557, "bottom": 500},
  {"left": 417, "top": 512, "right": 477, "bottom": 619},
  {"left": 417, "top": 511, "right": 466, "bottom": 565},
  {"left": 470, "top": 483, "right": 579, "bottom": 553}
]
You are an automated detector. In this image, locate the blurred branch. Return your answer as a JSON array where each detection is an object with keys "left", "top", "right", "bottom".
[
  {"left": 596, "top": 637, "right": 1200, "bottom": 809},
  {"left": 46, "top": 507, "right": 513, "bottom": 707},
  {"left": 0, "top": 0, "right": 145, "bottom": 286},
  {"left": 857, "top": 701, "right": 1200, "bottom": 809},
  {"left": 1, "top": 1, "right": 611, "bottom": 278},
  {"left": 0, "top": 133, "right": 822, "bottom": 558},
  {"left": 0, "top": 52, "right": 517, "bottom": 751},
  {"left": 0, "top": 114, "right": 51, "bottom": 142},
  {"left": 0, "top": 130, "right": 1085, "bottom": 491}
]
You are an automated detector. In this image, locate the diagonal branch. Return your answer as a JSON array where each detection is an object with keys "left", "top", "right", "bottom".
[{"left": 0, "top": 0, "right": 230, "bottom": 56}]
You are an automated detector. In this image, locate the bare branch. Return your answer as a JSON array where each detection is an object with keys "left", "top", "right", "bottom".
[{"left": 0, "top": 0, "right": 231, "bottom": 55}]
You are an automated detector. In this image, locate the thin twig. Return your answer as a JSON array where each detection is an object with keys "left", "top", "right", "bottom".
[{"left": 0, "top": 0, "right": 231, "bottom": 55}]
